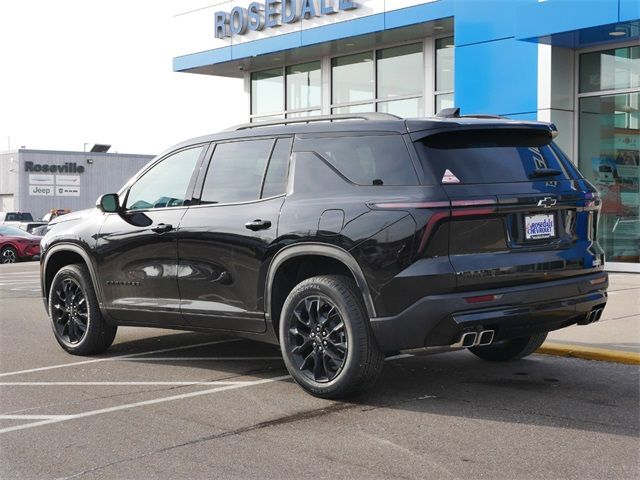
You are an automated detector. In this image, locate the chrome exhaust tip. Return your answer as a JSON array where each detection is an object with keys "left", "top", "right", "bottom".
[
  {"left": 477, "top": 330, "right": 495, "bottom": 346},
  {"left": 452, "top": 332, "right": 478, "bottom": 348},
  {"left": 594, "top": 308, "right": 604, "bottom": 321}
]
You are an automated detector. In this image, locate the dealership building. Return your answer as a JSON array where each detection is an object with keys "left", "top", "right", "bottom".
[
  {"left": 0, "top": 149, "right": 153, "bottom": 220},
  {"left": 172, "top": 0, "right": 639, "bottom": 271}
]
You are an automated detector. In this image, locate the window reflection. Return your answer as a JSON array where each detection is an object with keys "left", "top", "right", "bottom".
[{"left": 579, "top": 92, "right": 639, "bottom": 263}]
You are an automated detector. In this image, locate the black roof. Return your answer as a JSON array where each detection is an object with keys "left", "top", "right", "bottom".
[{"left": 166, "top": 114, "right": 557, "bottom": 156}]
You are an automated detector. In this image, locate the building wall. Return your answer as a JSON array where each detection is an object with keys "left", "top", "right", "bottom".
[{"left": 0, "top": 150, "right": 153, "bottom": 219}]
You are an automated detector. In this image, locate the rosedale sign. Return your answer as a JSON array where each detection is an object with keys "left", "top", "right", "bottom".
[{"left": 215, "top": 0, "right": 358, "bottom": 38}]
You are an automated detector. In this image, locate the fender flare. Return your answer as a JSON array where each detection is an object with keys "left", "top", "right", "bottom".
[
  {"left": 264, "top": 242, "right": 377, "bottom": 321},
  {"left": 42, "top": 243, "right": 104, "bottom": 307}
]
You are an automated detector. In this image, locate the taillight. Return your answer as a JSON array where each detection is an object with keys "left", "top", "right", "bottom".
[{"left": 369, "top": 198, "right": 498, "bottom": 255}]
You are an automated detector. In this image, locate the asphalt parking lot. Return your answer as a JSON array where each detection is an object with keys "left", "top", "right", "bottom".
[{"left": 1, "top": 262, "right": 639, "bottom": 479}]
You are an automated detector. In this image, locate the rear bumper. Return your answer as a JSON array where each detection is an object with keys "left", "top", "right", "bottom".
[{"left": 369, "top": 272, "right": 608, "bottom": 352}]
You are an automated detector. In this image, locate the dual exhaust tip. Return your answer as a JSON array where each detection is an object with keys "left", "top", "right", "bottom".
[
  {"left": 454, "top": 330, "right": 495, "bottom": 349},
  {"left": 582, "top": 307, "right": 604, "bottom": 325}
]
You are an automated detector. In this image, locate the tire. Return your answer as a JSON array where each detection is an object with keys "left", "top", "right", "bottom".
[
  {"left": 48, "top": 264, "right": 117, "bottom": 355},
  {"left": 279, "top": 275, "right": 384, "bottom": 399},
  {"left": 1, "top": 246, "right": 18, "bottom": 264},
  {"left": 469, "top": 332, "right": 548, "bottom": 362}
]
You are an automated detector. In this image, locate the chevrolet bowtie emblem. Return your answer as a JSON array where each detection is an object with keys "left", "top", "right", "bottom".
[{"left": 537, "top": 197, "right": 557, "bottom": 208}]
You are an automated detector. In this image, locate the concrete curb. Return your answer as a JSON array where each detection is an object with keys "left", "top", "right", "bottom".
[{"left": 538, "top": 342, "right": 640, "bottom": 365}]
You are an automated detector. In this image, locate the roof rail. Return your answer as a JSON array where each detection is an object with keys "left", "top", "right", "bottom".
[{"left": 226, "top": 112, "right": 401, "bottom": 131}]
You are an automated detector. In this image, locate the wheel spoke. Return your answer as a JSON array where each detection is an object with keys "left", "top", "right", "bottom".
[
  {"left": 324, "top": 345, "right": 344, "bottom": 363},
  {"left": 299, "top": 351, "right": 314, "bottom": 371},
  {"left": 312, "top": 350, "right": 324, "bottom": 381}
]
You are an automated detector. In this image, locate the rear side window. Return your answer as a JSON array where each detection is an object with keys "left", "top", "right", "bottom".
[
  {"left": 414, "top": 130, "right": 569, "bottom": 184},
  {"left": 261, "top": 138, "right": 292, "bottom": 199},
  {"left": 201, "top": 139, "right": 273, "bottom": 204},
  {"left": 295, "top": 134, "right": 418, "bottom": 186}
]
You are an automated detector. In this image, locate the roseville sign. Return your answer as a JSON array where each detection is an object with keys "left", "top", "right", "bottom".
[
  {"left": 215, "top": 0, "right": 358, "bottom": 38},
  {"left": 24, "top": 161, "right": 85, "bottom": 174}
]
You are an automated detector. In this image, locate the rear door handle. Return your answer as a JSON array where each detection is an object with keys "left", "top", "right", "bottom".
[
  {"left": 152, "top": 223, "right": 173, "bottom": 233},
  {"left": 244, "top": 219, "right": 272, "bottom": 231}
]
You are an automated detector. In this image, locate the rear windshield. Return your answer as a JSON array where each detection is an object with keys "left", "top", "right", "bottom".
[
  {"left": 414, "top": 130, "right": 569, "bottom": 184},
  {"left": 5, "top": 212, "right": 33, "bottom": 221},
  {"left": 294, "top": 134, "right": 418, "bottom": 186}
]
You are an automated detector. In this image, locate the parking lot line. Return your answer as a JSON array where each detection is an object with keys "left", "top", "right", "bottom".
[
  {"left": 0, "top": 380, "right": 268, "bottom": 386},
  {"left": 0, "top": 414, "right": 73, "bottom": 420},
  {"left": 0, "top": 375, "right": 290, "bottom": 435},
  {"left": 123, "top": 356, "right": 283, "bottom": 362},
  {"left": 0, "top": 338, "right": 241, "bottom": 378}
]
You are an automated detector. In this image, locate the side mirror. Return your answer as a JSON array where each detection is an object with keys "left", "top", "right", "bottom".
[{"left": 96, "top": 193, "right": 120, "bottom": 213}]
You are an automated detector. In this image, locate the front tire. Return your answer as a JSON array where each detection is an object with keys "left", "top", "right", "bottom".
[
  {"left": 1, "top": 246, "right": 18, "bottom": 264},
  {"left": 469, "top": 332, "right": 548, "bottom": 362},
  {"left": 49, "top": 264, "right": 117, "bottom": 355},
  {"left": 279, "top": 275, "right": 383, "bottom": 399}
]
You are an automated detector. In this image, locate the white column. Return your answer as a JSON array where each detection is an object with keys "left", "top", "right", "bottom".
[
  {"left": 424, "top": 37, "right": 435, "bottom": 116},
  {"left": 321, "top": 56, "right": 332, "bottom": 115}
]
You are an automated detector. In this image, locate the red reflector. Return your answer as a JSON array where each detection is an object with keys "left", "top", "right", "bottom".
[
  {"left": 590, "top": 276, "right": 607, "bottom": 285},
  {"left": 451, "top": 207, "right": 497, "bottom": 217},
  {"left": 465, "top": 294, "right": 497, "bottom": 304}
]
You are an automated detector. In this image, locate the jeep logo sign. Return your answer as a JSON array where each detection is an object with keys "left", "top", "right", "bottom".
[
  {"left": 24, "top": 161, "right": 85, "bottom": 174},
  {"left": 215, "top": 0, "right": 358, "bottom": 38}
]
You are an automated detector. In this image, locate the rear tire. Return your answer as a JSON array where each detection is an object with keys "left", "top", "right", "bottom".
[
  {"left": 469, "top": 332, "right": 548, "bottom": 362},
  {"left": 279, "top": 275, "right": 383, "bottom": 399},
  {"left": 48, "top": 264, "right": 117, "bottom": 355}
]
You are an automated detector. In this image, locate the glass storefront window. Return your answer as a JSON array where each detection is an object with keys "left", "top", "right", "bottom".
[
  {"left": 578, "top": 92, "right": 639, "bottom": 264},
  {"left": 250, "top": 114, "right": 284, "bottom": 123},
  {"left": 579, "top": 46, "right": 639, "bottom": 94},
  {"left": 331, "top": 43, "right": 426, "bottom": 118},
  {"left": 378, "top": 98, "right": 423, "bottom": 117},
  {"left": 286, "top": 61, "right": 321, "bottom": 111},
  {"left": 377, "top": 43, "right": 423, "bottom": 99},
  {"left": 251, "top": 68, "right": 284, "bottom": 115},
  {"left": 435, "top": 93, "right": 454, "bottom": 112},
  {"left": 286, "top": 110, "right": 321, "bottom": 118},
  {"left": 332, "top": 104, "right": 374, "bottom": 114},
  {"left": 436, "top": 37, "right": 454, "bottom": 92},
  {"left": 332, "top": 52, "right": 374, "bottom": 105}
]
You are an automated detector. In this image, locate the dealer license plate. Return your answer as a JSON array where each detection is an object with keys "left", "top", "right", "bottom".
[{"left": 524, "top": 213, "right": 555, "bottom": 240}]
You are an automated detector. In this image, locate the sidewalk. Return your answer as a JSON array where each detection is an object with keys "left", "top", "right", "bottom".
[{"left": 540, "top": 272, "right": 640, "bottom": 365}]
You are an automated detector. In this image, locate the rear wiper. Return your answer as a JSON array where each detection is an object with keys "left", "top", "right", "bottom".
[{"left": 530, "top": 168, "right": 562, "bottom": 178}]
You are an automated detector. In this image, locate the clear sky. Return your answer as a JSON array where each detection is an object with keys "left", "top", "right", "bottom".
[{"left": 0, "top": 0, "right": 245, "bottom": 155}]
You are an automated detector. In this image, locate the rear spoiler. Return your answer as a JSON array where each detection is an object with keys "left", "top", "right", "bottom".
[{"left": 408, "top": 122, "right": 558, "bottom": 142}]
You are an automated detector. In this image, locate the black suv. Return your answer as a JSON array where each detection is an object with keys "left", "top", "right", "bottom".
[{"left": 40, "top": 111, "right": 608, "bottom": 398}]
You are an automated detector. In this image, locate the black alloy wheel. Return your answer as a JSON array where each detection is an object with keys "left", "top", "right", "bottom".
[
  {"left": 51, "top": 277, "right": 88, "bottom": 344},
  {"left": 48, "top": 264, "right": 117, "bottom": 355},
  {"left": 280, "top": 275, "right": 384, "bottom": 399},
  {"left": 288, "top": 295, "right": 348, "bottom": 383}
]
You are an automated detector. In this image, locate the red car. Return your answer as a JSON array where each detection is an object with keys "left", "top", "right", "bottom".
[{"left": 0, "top": 225, "right": 42, "bottom": 264}]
